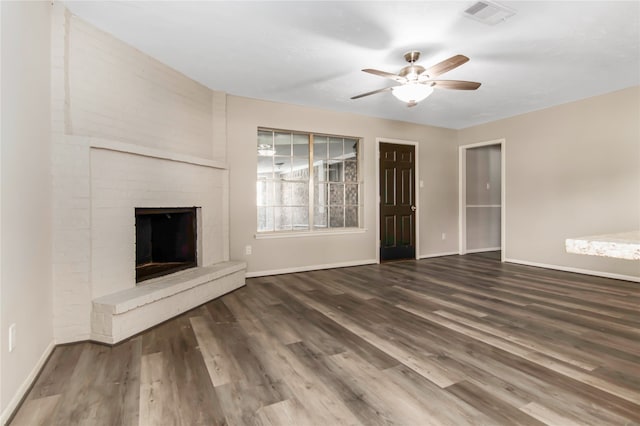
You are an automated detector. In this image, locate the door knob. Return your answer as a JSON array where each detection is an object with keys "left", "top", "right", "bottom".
[{"left": 411, "top": 205, "right": 417, "bottom": 212}]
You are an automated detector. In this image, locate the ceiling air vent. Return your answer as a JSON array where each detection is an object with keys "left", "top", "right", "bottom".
[{"left": 463, "top": 1, "right": 516, "bottom": 25}]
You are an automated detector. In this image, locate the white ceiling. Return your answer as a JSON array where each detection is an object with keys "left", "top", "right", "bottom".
[{"left": 63, "top": 1, "right": 640, "bottom": 129}]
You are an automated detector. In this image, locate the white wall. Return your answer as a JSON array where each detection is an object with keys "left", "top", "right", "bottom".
[
  {"left": 0, "top": 1, "right": 54, "bottom": 421},
  {"left": 458, "top": 86, "right": 640, "bottom": 279},
  {"left": 227, "top": 96, "right": 459, "bottom": 275}
]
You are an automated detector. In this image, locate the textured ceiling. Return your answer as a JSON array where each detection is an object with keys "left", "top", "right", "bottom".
[{"left": 64, "top": 1, "right": 640, "bottom": 129}]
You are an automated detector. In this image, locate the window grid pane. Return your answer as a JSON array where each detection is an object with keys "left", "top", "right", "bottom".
[
  {"left": 274, "top": 132, "right": 292, "bottom": 156},
  {"left": 329, "top": 206, "right": 345, "bottom": 228},
  {"left": 344, "top": 160, "right": 357, "bottom": 182},
  {"left": 314, "top": 205, "right": 328, "bottom": 229},
  {"left": 329, "top": 137, "right": 343, "bottom": 158},
  {"left": 345, "top": 206, "right": 358, "bottom": 227},
  {"left": 293, "top": 133, "right": 310, "bottom": 157},
  {"left": 345, "top": 183, "right": 358, "bottom": 205}
]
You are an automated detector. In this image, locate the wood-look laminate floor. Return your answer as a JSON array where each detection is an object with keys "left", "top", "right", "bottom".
[{"left": 10, "top": 253, "right": 640, "bottom": 425}]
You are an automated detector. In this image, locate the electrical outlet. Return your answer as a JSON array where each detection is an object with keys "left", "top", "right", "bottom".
[
  {"left": 441, "top": 233, "right": 446, "bottom": 240},
  {"left": 245, "top": 245, "right": 252, "bottom": 255},
  {"left": 9, "top": 323, "right": 16, "bottom": 352},
  {"left": 419, "top": 180, "right": 424, "bottom": 188}
]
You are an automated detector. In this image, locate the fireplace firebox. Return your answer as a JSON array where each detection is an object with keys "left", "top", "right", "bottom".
[{"left": 135, "top": 207, "right": 197, "bottom": 283}]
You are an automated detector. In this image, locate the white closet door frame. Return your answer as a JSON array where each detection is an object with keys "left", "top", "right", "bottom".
[{"left": 458, "top": 139, "right": 506, "bottom": 261}]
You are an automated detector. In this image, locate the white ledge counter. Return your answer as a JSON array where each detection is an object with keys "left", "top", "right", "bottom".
[{"left": 566, "top": 231, "right": 640, "bottom": 260}]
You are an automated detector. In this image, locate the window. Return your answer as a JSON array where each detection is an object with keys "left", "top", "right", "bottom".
[{"left": 257, "top": 128, "right": 361, "bottom": 233}]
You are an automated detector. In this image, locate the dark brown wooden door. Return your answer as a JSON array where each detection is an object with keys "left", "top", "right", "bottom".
[{"left": 379, "top": 143, "right": 416, "bottom": 261}]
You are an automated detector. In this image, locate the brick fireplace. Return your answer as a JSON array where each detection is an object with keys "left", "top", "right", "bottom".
[
  {"left": 50, "top": 6, "right": 244, "bottom": 344},
  {"left": 54, "top": 141, "right": 246, "bottom": 345}
]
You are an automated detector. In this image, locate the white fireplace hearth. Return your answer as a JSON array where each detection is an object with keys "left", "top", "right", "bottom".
[{"left": 92, "top": 261, "right": 245, "bottom": 344}]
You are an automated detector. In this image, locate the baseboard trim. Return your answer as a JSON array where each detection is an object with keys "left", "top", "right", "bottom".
[
  {"left": 246, "top": 259, "right": 378, "bottom": 278},
  {"left": 465, "top": 247, "right": 501, "bottom": 254},
  {"left": 54, "top": 333, "right": 91, "bottom": 346},
  {"left": 1, "top": 339, "right": 56, "bottom": 425},
  {"left": 418, "top": 251, "right": 459, "bottom": 259},
  {"left": 504, "top": 258, "right": 640, "bottom": 283}
]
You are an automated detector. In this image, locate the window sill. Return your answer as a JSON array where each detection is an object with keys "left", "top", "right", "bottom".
[{"left": 255, "top": 228, "right": 367, "bottom": 239}]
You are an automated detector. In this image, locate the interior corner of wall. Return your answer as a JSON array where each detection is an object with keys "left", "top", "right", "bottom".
[{"left": 211, "top": 91, "right": 228, "bottom": 161}]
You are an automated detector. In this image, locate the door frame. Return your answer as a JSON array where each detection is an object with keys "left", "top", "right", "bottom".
[
  {"left": 376, "top": 137, "right": 420, "bottom": 264},
  {"left": 458, "top": 138, "right": 506, "bottom": 261}
]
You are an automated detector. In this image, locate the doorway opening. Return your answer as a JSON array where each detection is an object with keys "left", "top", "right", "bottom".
[
  {"left": 458, "top": 139, "right": 505, "bottom": 261},
  {"left": 377, "top": 139, "right": 419, "bottom": 262}
]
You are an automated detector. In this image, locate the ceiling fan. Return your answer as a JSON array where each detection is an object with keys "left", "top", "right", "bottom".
[{"left": 351, "top": 51, "right": 481, "bottom": 107}]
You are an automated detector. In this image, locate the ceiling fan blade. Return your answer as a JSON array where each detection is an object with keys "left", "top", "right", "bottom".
[
  {"left": 362, "top": 69, "right": 407, "bottom": 83},
  {"left": 423, "top": 55, "right": 469, "bottom": 78},
  {"left": 350, "top": 86, "right": 394, "bottom": 100},
  {"left": 429, "top": 80, "right": 481, "bottom": 90}
]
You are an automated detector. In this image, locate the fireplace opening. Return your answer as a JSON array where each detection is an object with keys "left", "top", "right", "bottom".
[{"left": 135, "top": 207, "right": 197, "bottom": 283}]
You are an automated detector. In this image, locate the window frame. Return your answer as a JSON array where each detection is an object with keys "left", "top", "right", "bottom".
[{"left": 256, "top": 127, "right": 364, "bottom": 236}]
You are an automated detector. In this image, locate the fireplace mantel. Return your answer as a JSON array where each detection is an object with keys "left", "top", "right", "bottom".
[{"left": 89, "top": 137, "right": 228, "bottom": 169}]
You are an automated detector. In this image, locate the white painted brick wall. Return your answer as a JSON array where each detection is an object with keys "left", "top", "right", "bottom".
[
  {"left": 212, "top": 91, "right": 227, "bottom": 161},
  {"left": 67, "top": 14, "right": 213, "bottom": 159},
  {"left": 51, "top": 6, "right": 230, "bottom": 343},
  {"left": 51, "top": 134, "right": 92, "bottom": 340}
]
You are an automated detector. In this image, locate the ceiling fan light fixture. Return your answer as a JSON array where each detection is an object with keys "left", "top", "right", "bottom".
[
  {"left": 352, "top": 52, "right": 479, "bottom": 104},
  {"left": 392, "top": 83, "right": 434, "bottom": 104}
]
